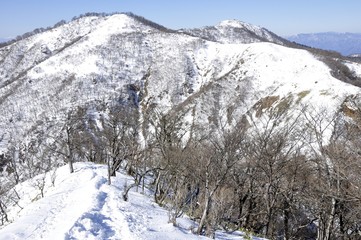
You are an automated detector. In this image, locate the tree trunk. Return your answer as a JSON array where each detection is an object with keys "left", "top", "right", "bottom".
[
  {"left": 238, "top": 193, "right": 248, "bottom": 227},
  {"left": 154, "top": 172, "right": 161, "bottom": 204},
  {"left": 0, "top": 200, "right": 8, "bottom": 225},
  {"left": 339, "top": 204, "right": 345, "bottom": 239},
  {"left": 66, "top": 127, "right": 74, "bottom": 174},
  {"left": 197, "top": 166, "right": 215, "bottom": 236},
  {"left": 68, "top": 155, "right": 74, "bottom": 173},
  {"left": 197, "top": 193, "right": 211, "bottom": 235},
  {"left": 265, "top": 208, "right": 273, "bottom": 237},
  {"left": 244, "top": 196, "right": 255, "bottom": 229},
  {"left": 12, "top": 147, "right": 20, "bottom": 184},
  {"left": 283, "top": 201, "right": 290, "bottom": 240},
  {"left": 123, "top": 183, "right": 138, "bottom": 201},
  {"left": 324, "top": 197, "right": 336, "bottom": 240},
  {"left": 107, "top": 156, "right": 111, "bottom": 185}
]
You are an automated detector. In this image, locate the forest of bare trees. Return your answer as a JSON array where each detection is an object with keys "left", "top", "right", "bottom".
[{"left": 1, "top": 97, "right": 361, "bottom": 239}]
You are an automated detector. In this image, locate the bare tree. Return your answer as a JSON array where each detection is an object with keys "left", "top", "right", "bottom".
[
  {"left": 102, "top": 105, "right": 138, "bottom": 184},
  {"left": 46, "top": 107, "right": 88, "bottom": 174},
  {"left": 191, "top": 122, "right": 246, "bottom": 237}
]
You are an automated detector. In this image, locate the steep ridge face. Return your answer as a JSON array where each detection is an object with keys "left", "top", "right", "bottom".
[{"left": 0, "top": 12, "right": 360, "bottom": 152}]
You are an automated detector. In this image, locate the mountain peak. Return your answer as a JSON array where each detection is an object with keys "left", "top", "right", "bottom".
[
  {"left": 178, "top": 19, "right": 285, "bottom": 45},
  {"left": 217, "top": 19, "right": 262, "bottom": 31}
]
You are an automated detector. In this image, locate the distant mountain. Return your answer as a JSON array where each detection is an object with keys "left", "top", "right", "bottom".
[
  {"left": 0, "top": 38, "right": 10, "bottom": 43},
  {"left": 286, "top": 32, "right": 361, "bottom": 56}
]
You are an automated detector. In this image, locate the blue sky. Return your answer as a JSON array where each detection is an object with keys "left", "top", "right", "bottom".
[{"left": 1, "top": 0, "right": 361, "bottom": 38}]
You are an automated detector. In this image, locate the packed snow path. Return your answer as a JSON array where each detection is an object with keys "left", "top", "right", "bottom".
[
  {"left": 0, "top": 163, "right": 205, "bottom": 239},
  {"left": 0, "top": 163, "right": 263, "bottom": 239}
]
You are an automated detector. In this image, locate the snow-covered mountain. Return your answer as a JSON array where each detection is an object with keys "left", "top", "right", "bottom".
[
  {"left": 287, "top": 32, "right": 361, "bottom": 56},
  {"left": 179, "top": 19, "right": 286, "bottom": 45},
  {"left": 0, "top": 12, "right": 360, "bottom": 153},
  {"left": 1, "top": 12, "right": 361, "bottom": 239}
]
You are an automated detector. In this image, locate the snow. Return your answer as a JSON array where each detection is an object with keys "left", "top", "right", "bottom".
[
  {"left": 217, "top": 20, "right": 265, "bottom": 37},
  {"left": 215, "top": 20, "right": 280, "bottom": 44},
  {"left": 27, "top": 14, "right": 153, "bottom": 79},
  {"left": 218, "top": 20, "right": 258, "bottom": 30},
  {"left": 0, "top": 163, "right": 263, "bottom": 240},
  {"left": 1, "top": 12, "right": 361, "bottom": 159},
  {"left": 193, "top": 40, "right": 359, "bottom": 112},
  {"left": 345, "top": 60, "right": 361, "bottom": 77}
]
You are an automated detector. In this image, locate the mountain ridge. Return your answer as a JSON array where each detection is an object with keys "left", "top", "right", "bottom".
[
  {"left": 178, "top": 18, "right": 286, "bottom": 45},
  {"left": 0, "top": 12, "right": 360, "bottom": 159},
  {"left": 286, "top": 32, "right": 361, "bottom": 56}
]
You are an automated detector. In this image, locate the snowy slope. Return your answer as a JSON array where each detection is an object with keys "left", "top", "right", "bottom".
[
  {"left": 0, "top": 162, "right": 263, "bottom": 240},
  {"left": 0, "top": 12, "right": 359, "bottom": 159},
  {"left": 0, "top": 12, "right": 360, "bottom": 157},
  {"left": 174, "top": 41, "right": 361, "bottom": 132},
  {"left": 179, "top": 19, "right": 286, "bottom": 45}
]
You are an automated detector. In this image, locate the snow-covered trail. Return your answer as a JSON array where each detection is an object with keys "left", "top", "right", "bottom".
[
  {"left": 0, "top": 163, "right": 264, "bottom": 240},
  {"left": 0, "top": 163, "right": 203, "bottom": 240}
]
